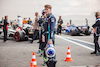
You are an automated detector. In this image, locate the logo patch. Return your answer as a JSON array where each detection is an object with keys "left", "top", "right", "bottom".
[{"left": 51, "top": 18, "right": 55, "bottom": 22}]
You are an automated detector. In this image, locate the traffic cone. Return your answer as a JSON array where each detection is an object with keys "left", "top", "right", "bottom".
[
  {"left": 30, "top": 62, "right": 34, "bottom": 67},
  {"left": 65, "top": 47, "right": 73, "bottom": 61},
  {"left": 30, "top": 52, "right": 38, "bottom": 67}
]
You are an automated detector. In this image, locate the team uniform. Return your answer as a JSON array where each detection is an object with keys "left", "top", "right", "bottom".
[
  {"left": 57, "top": 19, "right": 63, "bottom": 35},
  {"left": 3, "top": 19, "right": 9, "bottom": 42},
  {"left": 37, "top": 15, "right": 46, "bottom": 54},
  {"left": 42, "top": 13, "right": 56, "bottom": 65},
  {"left": 28, "top": 19, "right": 32, "bottom": 25},
  {"left": 92, "top": 18, "right": 100, "bottom": 55}
]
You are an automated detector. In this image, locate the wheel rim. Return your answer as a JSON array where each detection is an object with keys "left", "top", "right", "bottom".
[{"left": 14, "top": 32, "right": 20, "bottom": 41}]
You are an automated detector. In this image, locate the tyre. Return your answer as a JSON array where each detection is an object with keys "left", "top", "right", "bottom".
[
  {"left": 14, "top": 31, "right": 25, "bottom": 41},
  {"left": 85, "top": 30, "right": 91, "bottom": 35}
]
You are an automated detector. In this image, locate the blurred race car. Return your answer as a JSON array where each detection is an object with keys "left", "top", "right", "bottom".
[
  {"left": 63, "top": 25, "right": 91, "bottom": 36},
  {"left": 0, "top": 24, "right": 35, "bottom": 41},
  {"left": 13, "top": 24, "right": 35, "bottom": 41}
]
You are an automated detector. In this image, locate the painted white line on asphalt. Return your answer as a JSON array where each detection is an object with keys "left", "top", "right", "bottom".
[
  {"left": 63, "top": 36, "right": 94, "bottom": 45},
  {"left": 55, "top": 35, "right": 94, "bottom": 51}
]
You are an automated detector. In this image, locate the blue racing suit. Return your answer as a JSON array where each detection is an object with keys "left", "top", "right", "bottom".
[
  {"left": 43, "top": 13, "right": 56, "bottom": 61},
  {"left": 44, "top": 13, "right": 56, "bottom": 45}
]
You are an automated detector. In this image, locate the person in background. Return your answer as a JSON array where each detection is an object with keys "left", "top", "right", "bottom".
[
  {"left": 26, "top": 17, "right": 28, "bottom": 21},
  {"left": 0, "top": 17, "right": 4, "bottom": 24},
  {"left": 29, "top": 12, "right": 40, "bottom": 43},
  {"left": 3, "top": 16, "right": 9, "bottom": 42},
  {"left": 0, "top": 17, "right": 4, "bottom": 28},
  {"left": 17, "top": 16, "right": 23, "bottom": 28},
  {"left": 37, "top": 9, "right": 46, "bottom": 55},
  {"left": 23, "top": 18, "right": 28, "bottom": 24},
  {"left": 10, "top": 21, "right": 13, "bottom": 27},
  {"left": 57, "top": 16, "right": 63, "bottom": 35},
  {"left": 91, "top": 12, "right": 100, "bottom": 56},
  {"left": 12, "top": 21, "right": 16, "bottom": 30},
  {"left": 28, "top": 18, "right": 32, "bottom": 25}
]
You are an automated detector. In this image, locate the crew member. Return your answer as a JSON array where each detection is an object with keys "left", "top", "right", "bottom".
[
  {"left": 30, "top": 12, "right": 40, "bottom": 43},
  {"left": 0, "top": 17, "right": 4, "bottom": 24},
  {"left": 0, "top": 17, "right": 3, "bottom": 28},
  {"left": 91, "top": 12, "right": 100, "bottom": 56},
  {"left": 37, "top": 10, "right": 46, "bottom": 54},
  {"left": 17, "top": 16, "right": 23, "bottom": 28},
  {"left": 57, "top": 16, "right": 63, "bottom": 35},
  {"left": 28, "top": 18, "right": 32, "bottom": 25},
  {"left": 3, "top": 16, "right": 9, "bottom": 42},
  {"left": 23, "top": 18, "right": 28, "bottom": 24}
]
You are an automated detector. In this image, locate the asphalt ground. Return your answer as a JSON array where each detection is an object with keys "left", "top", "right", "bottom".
[{"left": 0, "top": 34, "right": 100, "bottom": 67}]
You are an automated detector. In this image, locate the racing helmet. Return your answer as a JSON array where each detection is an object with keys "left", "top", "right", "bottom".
[
  {"left": 42, "top": 9, "right": 45, "bottom": 15},
  {"left": 45, "top": 44, "right": 56, "bottom": 58}
]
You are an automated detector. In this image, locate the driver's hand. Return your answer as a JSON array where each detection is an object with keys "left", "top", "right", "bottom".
[{"left": 48, "top": 39, "right": 52, "bottom": 44}]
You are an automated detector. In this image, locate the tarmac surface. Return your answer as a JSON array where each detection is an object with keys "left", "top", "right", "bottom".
[{"left": 0, "top": 34, "right": 100, "bottom": 67}]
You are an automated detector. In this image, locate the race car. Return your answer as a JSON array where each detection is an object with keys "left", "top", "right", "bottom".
[
  {"left": 63, "top": 25, "right": 91, "bottom": 36},
  {"left": 0, "top": 23, "right": 35, "bottom": 42},
  {"left": 13, "top": 24, "right": 35, "bottom": 41}
]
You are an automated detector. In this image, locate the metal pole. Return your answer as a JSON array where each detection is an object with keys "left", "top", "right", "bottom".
[
  {"left": 86, "top": 18, "right": 88, "bottom": 26},
  {"left": 70, "top": 19, "right": 72, "bottom": 25}
]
